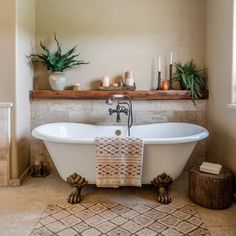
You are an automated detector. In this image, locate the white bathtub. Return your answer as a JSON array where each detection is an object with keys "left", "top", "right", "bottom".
[{"left": 32, "top": 122, "right": 208, "bottom": 184}]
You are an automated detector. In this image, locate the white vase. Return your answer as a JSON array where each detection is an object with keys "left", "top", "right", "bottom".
[{"left": 49, "top": 72, "right": 66, "bottom": 91}]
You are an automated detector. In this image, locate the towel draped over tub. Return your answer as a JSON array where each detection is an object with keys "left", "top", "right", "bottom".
[{"left": 95, "top": 137, "right": 144, "bottom": 188}]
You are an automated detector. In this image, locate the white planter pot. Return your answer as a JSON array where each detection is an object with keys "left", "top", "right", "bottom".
[{"left": 49, "top": 72, "right": 66, "bottom": 91}]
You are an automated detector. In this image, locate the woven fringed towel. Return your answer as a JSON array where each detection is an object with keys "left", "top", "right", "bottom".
[{"left": 95, "top": 137, "right": 144, "bottom": 188}]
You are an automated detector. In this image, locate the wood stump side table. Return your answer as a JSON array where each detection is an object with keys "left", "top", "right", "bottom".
[{"left": 189, "top": 165, "right": 233, "bottom": 209}]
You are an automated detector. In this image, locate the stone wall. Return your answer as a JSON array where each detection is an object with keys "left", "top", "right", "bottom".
[
  {"left": 0, "top": 104, "right": 12, "bottom": 186},
  {"left": 31, "top": 100, "right": 207, "bottom": 172}
]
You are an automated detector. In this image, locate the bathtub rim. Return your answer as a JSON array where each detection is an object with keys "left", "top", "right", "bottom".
[{"left": 32, "top": 122, "right": 209, "bottom": 145}]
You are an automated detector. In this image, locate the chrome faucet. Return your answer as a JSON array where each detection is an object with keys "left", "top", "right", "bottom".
[{"left": 105, "top": 94, "right": 133, "bottom": 136}]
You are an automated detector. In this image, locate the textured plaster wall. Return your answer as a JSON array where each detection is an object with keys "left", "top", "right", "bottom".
[
  {"left": 31, "top": 100, "right": 207, "bottom": 172},
  {"left": 34, "top": 0, "right": 206, "bottom": 90},
  {"left": 0, "top": 0, "right": 16, "bottom": 103},
  {"left": 15, "top": 0, "right": 35, "bottom": 178},
  {"left": 0, "top": 1, "right": 16, "bottom": 180},
  {"left": 206, "top": 0, "right": 236, "bottom": 186},
  {"left": 0, "top": 0, "right": 35, "bottom": 181},
  {"left": 0, "top": 107, "right": 11, "bottom": 186}
]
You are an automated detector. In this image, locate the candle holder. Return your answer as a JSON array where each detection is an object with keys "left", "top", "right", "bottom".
[
  {"left": 156, "top": 71, "right": 161, "bottom": 90},
  {"left": 169, "top": 64, "right": 173, "bottom": 90}
]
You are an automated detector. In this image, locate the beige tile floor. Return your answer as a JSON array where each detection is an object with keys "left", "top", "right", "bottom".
[{"left": 0, "top": 171, "right": 235, "bottom": 236}]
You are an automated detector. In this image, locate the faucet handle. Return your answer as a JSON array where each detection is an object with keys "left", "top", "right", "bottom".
[{"left": 108, "top": 108, "right": 113, "bottom": 116}]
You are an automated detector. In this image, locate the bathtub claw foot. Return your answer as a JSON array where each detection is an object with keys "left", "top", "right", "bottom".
[
  {"left": 157, "top": 187, "right": 172, "bottom": 204},
  {"left": 67, "top": 173, "right": 88, "bottom": 204},
  {"left": 151, "top": 173, "right": 173, "bottom": 204}
]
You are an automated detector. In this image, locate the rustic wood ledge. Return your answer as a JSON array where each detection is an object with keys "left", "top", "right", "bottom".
[{"left": 29, "top": 90, "right": 209, "bottom": 100}]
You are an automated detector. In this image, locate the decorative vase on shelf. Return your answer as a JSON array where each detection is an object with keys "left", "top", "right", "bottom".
[
  {"left": 27, "top": 33, "right": 89, "bottom": 91},
  {"left": 49, "top": 72, "right": 66, "bottom": 91}
]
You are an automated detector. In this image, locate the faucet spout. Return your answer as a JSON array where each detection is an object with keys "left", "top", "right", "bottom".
[{"left": 116, "top": 113, "right": 121, "bottom": 122}]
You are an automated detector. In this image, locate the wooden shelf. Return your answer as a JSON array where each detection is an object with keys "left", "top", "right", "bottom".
[{"left": 30, "top": 90, "right": 209, "bottom": 100}]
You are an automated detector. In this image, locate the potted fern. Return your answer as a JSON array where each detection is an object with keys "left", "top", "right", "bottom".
[
  {"left": 175, "top": 60, "right": 207, "bottom": 105},
  {"left": 28, "top": 34, "right": 89, "bottom": 91}
]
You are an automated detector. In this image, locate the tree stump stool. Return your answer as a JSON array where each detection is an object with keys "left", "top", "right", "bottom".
[{"left": 189, "top": 165, "right": 233, "bottom": 209}]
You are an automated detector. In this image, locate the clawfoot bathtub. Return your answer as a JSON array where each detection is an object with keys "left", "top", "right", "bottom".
[
  {"left": 32, "top": 122, "right": 208, "bottom": 203},
  {"left": 32, "top": 122, "right": 208, "bottom": 184}
]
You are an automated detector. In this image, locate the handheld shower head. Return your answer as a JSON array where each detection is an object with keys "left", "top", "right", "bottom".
[
  {"left": 113, "top": 94, "right": 124, "bottom": 99},
  {"left": 105, "top": 94, "right": 124, "bottom": 105}
]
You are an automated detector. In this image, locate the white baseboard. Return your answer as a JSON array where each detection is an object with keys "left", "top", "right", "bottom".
[{"left": 8, "top": 166, "right": 30, "bottom": 187}]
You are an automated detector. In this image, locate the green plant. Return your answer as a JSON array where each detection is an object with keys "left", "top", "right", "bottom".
[
  {"left": 28, "top": 34, "right": 89, "bottom": 72},
  {"left": 175, "top": 60, "right": 207, "bottom": 105}
]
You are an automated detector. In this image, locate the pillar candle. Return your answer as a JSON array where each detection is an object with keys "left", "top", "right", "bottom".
[
  {"left": 34, "top": 160, "right": 41, "bottom": 166},
  {"left": 73, "top": 83, "right": 81, "bottom": 91},
  {"left": 102, "top": 76, "right": 110, "bottom": 87}
]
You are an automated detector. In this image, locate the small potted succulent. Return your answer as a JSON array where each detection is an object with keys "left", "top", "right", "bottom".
[
  {"left": 28, "top": 34, "right": 89, "bottom": 91},
  {"left": 175, "top": 60, "right": 207, "bottom": 105}
]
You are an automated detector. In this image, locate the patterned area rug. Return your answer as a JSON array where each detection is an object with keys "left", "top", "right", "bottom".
[{"left": 31, "top": 202, "right": 210, "bottom": 236}]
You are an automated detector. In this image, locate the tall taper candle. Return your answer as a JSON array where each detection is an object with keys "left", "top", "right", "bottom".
[
  {"left": 158, "top": 56, "right": 161, "bottom": 72},
  {"left": 170, "top": 52, "right": 173, "bottom": 65}
]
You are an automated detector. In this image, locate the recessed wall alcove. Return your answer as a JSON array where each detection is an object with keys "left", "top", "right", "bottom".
[
  {"left": 30, "top": 0, "right": 207, "bottom": 172},
  {"left": 1, "top": 0, "right": 215, "bottom": 184}
]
